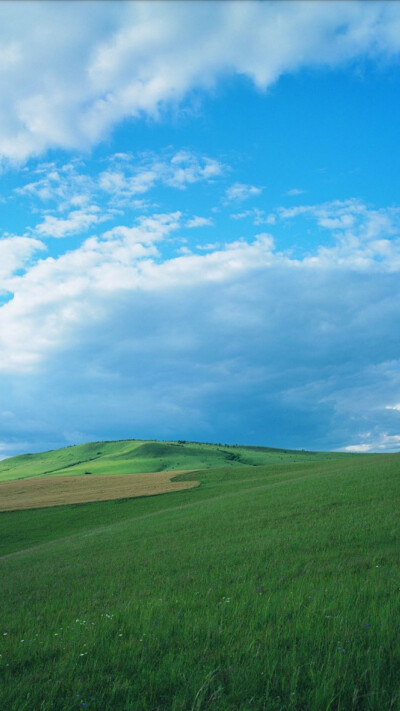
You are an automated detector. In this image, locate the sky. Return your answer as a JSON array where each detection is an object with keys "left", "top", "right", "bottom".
[{"left": 1, "top": 0, "right": 400, "bottom": 457}]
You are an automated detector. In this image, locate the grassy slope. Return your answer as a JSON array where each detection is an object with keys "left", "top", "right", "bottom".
[
  {"left": 0, "top": 439, "right": 353, "bottom": 483},
  {"left": 0, "top": 452, "right": 399, "bottom": 710}
]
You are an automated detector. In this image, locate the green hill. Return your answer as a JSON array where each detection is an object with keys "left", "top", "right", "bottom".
[{"left": 0, "top": 438, "right": 355, "bottom": 482}]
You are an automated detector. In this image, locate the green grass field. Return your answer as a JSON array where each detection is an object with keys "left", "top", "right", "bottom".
[{"left": 0, "top": 442, "right": 399, "bottom": 710}]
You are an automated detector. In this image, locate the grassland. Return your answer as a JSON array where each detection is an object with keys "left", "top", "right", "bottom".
[{"left": 0, "top": 443, "right": 399, "bottom": 710}]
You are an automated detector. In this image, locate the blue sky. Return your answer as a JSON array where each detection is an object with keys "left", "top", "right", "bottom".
[{"left": 1, "top": 0, "right": 400, "bottom": 456}]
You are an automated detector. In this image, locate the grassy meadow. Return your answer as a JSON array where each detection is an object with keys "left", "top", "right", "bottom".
[{"left": 0, "top": 441, "right": 399, "bottom": 709}]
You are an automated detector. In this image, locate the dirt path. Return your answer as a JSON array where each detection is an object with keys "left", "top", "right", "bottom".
[{"left": 0, "top": 465, "right": 345, "bottom": 563}]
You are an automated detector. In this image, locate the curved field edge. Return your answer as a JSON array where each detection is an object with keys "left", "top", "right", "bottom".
[{"left": 0, "top": 470, "right": 199, "bottom": 512}]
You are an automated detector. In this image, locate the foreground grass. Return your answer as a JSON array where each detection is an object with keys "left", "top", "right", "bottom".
[{"left": 0, "top": 454, "right": 399, "bottom": 709}]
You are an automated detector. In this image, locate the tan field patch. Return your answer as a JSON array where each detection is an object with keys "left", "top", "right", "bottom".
[{"left": 0, "top": 471, "right": 199, "bottom": 512}]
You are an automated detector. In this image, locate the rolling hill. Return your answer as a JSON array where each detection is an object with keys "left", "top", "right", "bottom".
[{"left": 0, "top": 438, "right": 354, "bottom": 483}]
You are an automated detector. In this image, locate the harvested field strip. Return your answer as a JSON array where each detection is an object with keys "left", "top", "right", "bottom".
[{"left": 0, "top": 470, "right": 198, "bottom": 512}]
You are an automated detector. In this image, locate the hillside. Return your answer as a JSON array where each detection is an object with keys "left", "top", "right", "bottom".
[
  {"left": 0, "top": 452, "right": 399, "bottom": 710},
  {"left": 0, "top": 438, "right": 355, "bottom": 483}
]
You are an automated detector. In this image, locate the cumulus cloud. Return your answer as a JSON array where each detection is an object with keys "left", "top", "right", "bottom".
[
  {"left": 0, "top": 235, "right": 45, "bottom": 287},
  {"left": 344, "top": 434, "right": 400, "bottom": 453},
  {"left": 225, "top": 183, "right": 262, "bottom": 203},
  {"left": 11, "top": 151, "right": 223, "bottom": 248},
  {"left": 231, "top": 208, "right": 276, "bottom": 225},
  {"left": 98, "top": 152, "right": 223, "bottom": 205},
  {"left": 35, "top": 207, "right": 107, "bottom": 238},
  {"left": 344, "top": 444, "right": 375, "bottom": 453},
  {"left": 0, "top": 225, "right": 277, "bottom": 372},
  {"left": 1, "top": 197, "right": 400, "bottom": 453},
  {"left": 1, "top": 1, "right": 400, "bottom": 160},
  {"left": 17, "top": 151, "right": 223, "bottom": 209},
  {"left": 279, "top": 199, "right": 400, "bottom": 270},
  {"left": 15, "top": 159, "right": 96, "bottom": 213},
  {"left": 102, "top": 211, "right": 182, "bottom": 245},
  {"left": 185, "top": 216, "right": 214, "bottom": 228}
]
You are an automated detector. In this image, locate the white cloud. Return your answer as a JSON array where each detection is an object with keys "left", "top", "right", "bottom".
[
  {"left": 15, "top": 160, "right": 94, "bottom": 210},
  {"left": 0, "top": 211, "right": 186, "bottom": 370},
  {"left": 17, "top": 152, "right": 222, "bottom": 210},
  {"left": 385, "top": 403, "right": 400, "bottom": 411},
  {"left": 35, "top": 207, "right": 106, "bottom": 238},
  {"left": 185, "top": 216, "right": 214, "bottom": 228},
  {"left": 103, "top": 211, "right": 182, "bottom": 244},
  {"left": 0, "top": 235, "right": 45, "bottom": 287},
  {"left": 231, "top": 208, "right": 275, "bottom": 225},
  {"left": 343, "top": 443, "right": 374, "bottom": 453},
  {"left": 0, "top": 225, "right": 274, "bottom": 371},
  {"left": 98, "top": 152, "right": 223, "bottom": 205},
  {"left": 99, "top": 168, "right": 156, "bottom": 197},
  {"left": 279, "top": 199, "right": 400, "bottom": 270},
  {"left": 196, "top": 242, "right": 221, "bottom": 251},
  {"left": 287, "top": 188, "right": 305, "bottom": 196},
  {"left": 344, "top": 433, "right": 400, "bottom": 452},
  {"left": 167, "top": 151, "right": 222, "bottom": 187},
  {"left": 1, "top": 196, "right": 400, "bottom": 453},
  {"left": 225, "top": 183, "right": 262, "bottom": 203},
  {"left": 2, "top": 1, "right": 400, "bottom": 160},
  {"left": 12, "top": 152, "right": 223, "bottom": 245},
  {"left": 3, "top": 195, "right": 400, "bottom": 376}
]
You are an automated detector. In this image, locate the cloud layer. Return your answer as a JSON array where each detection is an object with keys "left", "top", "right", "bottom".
[
  {"left": 1, "top": 193, "right": 400, "bottom": 454},
  {"left": 1, "top": 1, "right": 400, "bottom": 161}
]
